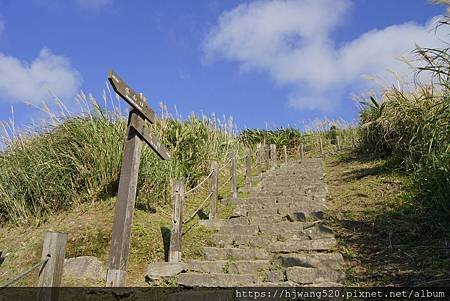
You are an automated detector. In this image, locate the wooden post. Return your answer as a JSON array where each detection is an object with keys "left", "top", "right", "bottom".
[
  {"left": 283, "top": 145, "right": 287, "bottom": 164},
  {"left": 319, "top": 138, "right": 324, "bottom": 156},
  {"left": 230, "top": 151, "right": 237, "bottom": 199},
  {"left": 265, "top": 144, "right": 270, "bottom": 171},
  {"left": 106, "top": 111, "right": 142, "bottom": 287},
  {"left": 169, "top": 180, "right": 184, "bottom": 263},
  {"left": 209, "top": 161, "right": 218, "bottom": 220},
  {"left": 256, "top": 143, "right": 262, "bottom": 177},
  {"left": 270, "top": 144, "right": 277, "bottom": 169},
  {"left": 245, "top": 148, "right": 252, "bottom": 189},
  {"left": 37, "top": 231, "right": 67, "bottom": 301},
  {"left": 336, "top": 136, "right": 341, "bottom": 151},
  {"left": 300, "top": 143, "right": 304, "bottom": 161}
]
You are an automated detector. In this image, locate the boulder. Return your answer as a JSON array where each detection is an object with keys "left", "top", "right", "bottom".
[
  {"left": 145, "top": 262, "right": 186, "bottom": 282},
  {"left": 63, "top": 256, "right": 105, "bottom": 280}
]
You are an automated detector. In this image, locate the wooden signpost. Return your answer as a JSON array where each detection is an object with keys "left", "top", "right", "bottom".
[{"left": 106, "top": 70, "right": 171, "bottom": 287}]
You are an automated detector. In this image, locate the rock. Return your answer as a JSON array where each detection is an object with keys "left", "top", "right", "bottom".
[
  {"left": 278, "top": 253, "right": 344, "bottom": 270},
  {"left": 145, "top": 262, "right": 186, "bottom": 282},
  {"left": 186, "top": 260, "right": 226, "bottom": 274},
  {"left": 265, "top": 270, "right": 285, "bottom": 282},
  {"left": 63, "top": 256, "right": 106, "bottom": 280}
]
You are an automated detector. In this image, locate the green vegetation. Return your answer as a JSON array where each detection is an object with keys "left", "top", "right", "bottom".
[
  {"left": 0, "top": 95, "right": 241, "bottom": 225},
  {"left": 358, "top": 26, "right": 450, "bottom": 221},
  {"left": 325, "top": 151, "right": 450, "bottom": 286}
]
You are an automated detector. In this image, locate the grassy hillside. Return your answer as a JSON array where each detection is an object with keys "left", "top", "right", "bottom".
[{"left": 325, "top": 150, "right": 450, "bottom": 286}]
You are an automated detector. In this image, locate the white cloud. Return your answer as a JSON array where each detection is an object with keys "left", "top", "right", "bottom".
[
  {"left": 204, "top": 0, "right": 449, "bottom": 111},
  {"left": 75, "top": 0, "right": 112, "bottom": 10},
  {"left": 0, "top": 48, "right": 82, "bottom": 104}
]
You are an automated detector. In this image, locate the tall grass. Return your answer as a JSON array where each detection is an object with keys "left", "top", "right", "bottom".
[
  {"left": 359, "top": 11, "right": 450, "bottom": 218},
  {"left": 0, "top": 94, "right": 240, "bottom": 224}
]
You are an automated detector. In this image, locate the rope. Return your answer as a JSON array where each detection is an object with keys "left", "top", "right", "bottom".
[
  {"left": 0, "top": 256, "right": 50, "bottom": 288},
  {"left": 184, "top": 170, "right": 214, "bottom": 196},
  {"left": 218, "top": 158, "right": 232, "bottom": 172},
  {"left": 183, "top": 192, "right": 213, "bottom": 224},
  {"left": 219, "top": 175, "right": 233, "bottom": 190}
]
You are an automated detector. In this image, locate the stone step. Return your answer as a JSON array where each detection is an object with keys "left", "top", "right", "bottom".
[
  {"left": 236, "top": 203, "right": 326, "bottom": 214},
  {"left": 258, "top": 221, "right": 316, "bottom": 234},
  {"left": 267, "top": 238, "right": 337, "bottom": 252},
  {"left": 286, "top": 267, "right": 345, "bottom": 284},
  {"left": 217, "top": 224, "right": 259, "bottom": 235},
  {"left": 278, "top": 253, "right": 344, "bottom": 270},
  {"left": 177, "top": 273, "right": 257, "bottom": 287},
  {"left": 185, "top": 260, "right": 270, "bottom": 275},
  {"left": 203, "top": 247, "right": 270, "bottom": 260},
  {"left": 186, "top": 260, "right": 226, "bottom": 274},
  {"left": 247, "top": 209, "right": 279, "bottom": 217},
  {"left": 236, "top": 198, "right": 315, "bottom": 208},
  {"left": 248, "top": 281, "right": 298, "bottom": 287},
  {"left": 211, "top": 234, "right": 277, "bottom": 248}
]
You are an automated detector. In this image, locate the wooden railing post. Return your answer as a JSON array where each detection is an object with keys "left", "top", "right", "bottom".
[
  {"left": 337, "top": 136, "right": 341, "bottom": 151},
  {"left": 270, "top": 144, "right": 277, "bottom": 169},
  {"left": 256, "top": 143, "right": 262, "bottom": 177},
  {"left": 319, "top": 138, "right": 324, "bottom": 156},
  {"left": 300, "top": 143, "right": 304, "bottom": 161},
  {"left": 209, "top": 161, "right": 218, "bottom": 220},
  {"left": 245, "top": 148, "right": 252, "bottom": 189},
  {"left": 230, "top": 151, "right": 237, "bottom": 199},
  {"left": 265, "top": 144, "right": 270, "bottom": 171},
  {"left": 283, "top": 145, "right": 287, "bottom": 164},
  {"left": 37, "top": 231, "right": 67, "bottom": 301},
  {"left": 169, "top": 180, "right": 184, "bottom": 263}
]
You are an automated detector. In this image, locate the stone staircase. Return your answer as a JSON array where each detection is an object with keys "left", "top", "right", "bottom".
[{"left": 176, "top": 158, "right": 345, "bottom": 287}]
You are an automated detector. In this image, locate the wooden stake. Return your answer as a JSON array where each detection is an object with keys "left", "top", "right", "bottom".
[
  {"left": 245, "top": 148, "right": 252, "bottom": 189},
  {"left": 230, "top": 151, "right": 237, "bottom": 199},
  {"left": 169, "top": 180, "right": 184, "bottom": 263},
  {"left": 256, "top": 143, "right": 262, "bottom": 177},
  {"left": 270, "top": 144, "right": 277, "bottom": 169},
  {"left": 107, "top": 110, "right": 143, "bottom": 287},
  {"left": 37, "top": 231, "right": 67, "bottom": 301},
  {"left": 337, "top": 136, "right": 341, "bottom": 151},
  {"left": 209, "top": 161, "right": 218, "bottom": 220},
  {"left": 319, "top": 138, "right": 324, "bottom": 157},
  {"left": 283, "top": 145, "right": 287, "bottom": 164},
  {"left": 265, "top": 144, "right": 270, "bottom": 171}
]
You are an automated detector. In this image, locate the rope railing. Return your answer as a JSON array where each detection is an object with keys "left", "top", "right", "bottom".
[
  {"left": 219, "top": 175, "right": 233, "bottom": 191},
  {"left": 182, "top": 191, "right": 213, "bottom": 224},
  {"left": 184, "top": 169, "right": 214, "bottom": 196},
  {"left": 0, "top": 255, "right": 50, "bottom": 288},
  {"left": 218, "top": 158, "right": 232, "bottom": 172},
  {"left": 167, "top": 141, "right": 343, "bottom": 264}
]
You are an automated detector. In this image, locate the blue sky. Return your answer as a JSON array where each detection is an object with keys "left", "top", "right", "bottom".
[{"left": 0, "top": 0, "right": 447, "bottom": 131}]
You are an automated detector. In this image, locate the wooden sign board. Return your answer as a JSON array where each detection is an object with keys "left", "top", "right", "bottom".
[
  {"left": 106, "top": 70, "right": 171, "bottom": 287},
  {"left": 108, "top": 70, "right": 157, "bottom": 124}
]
